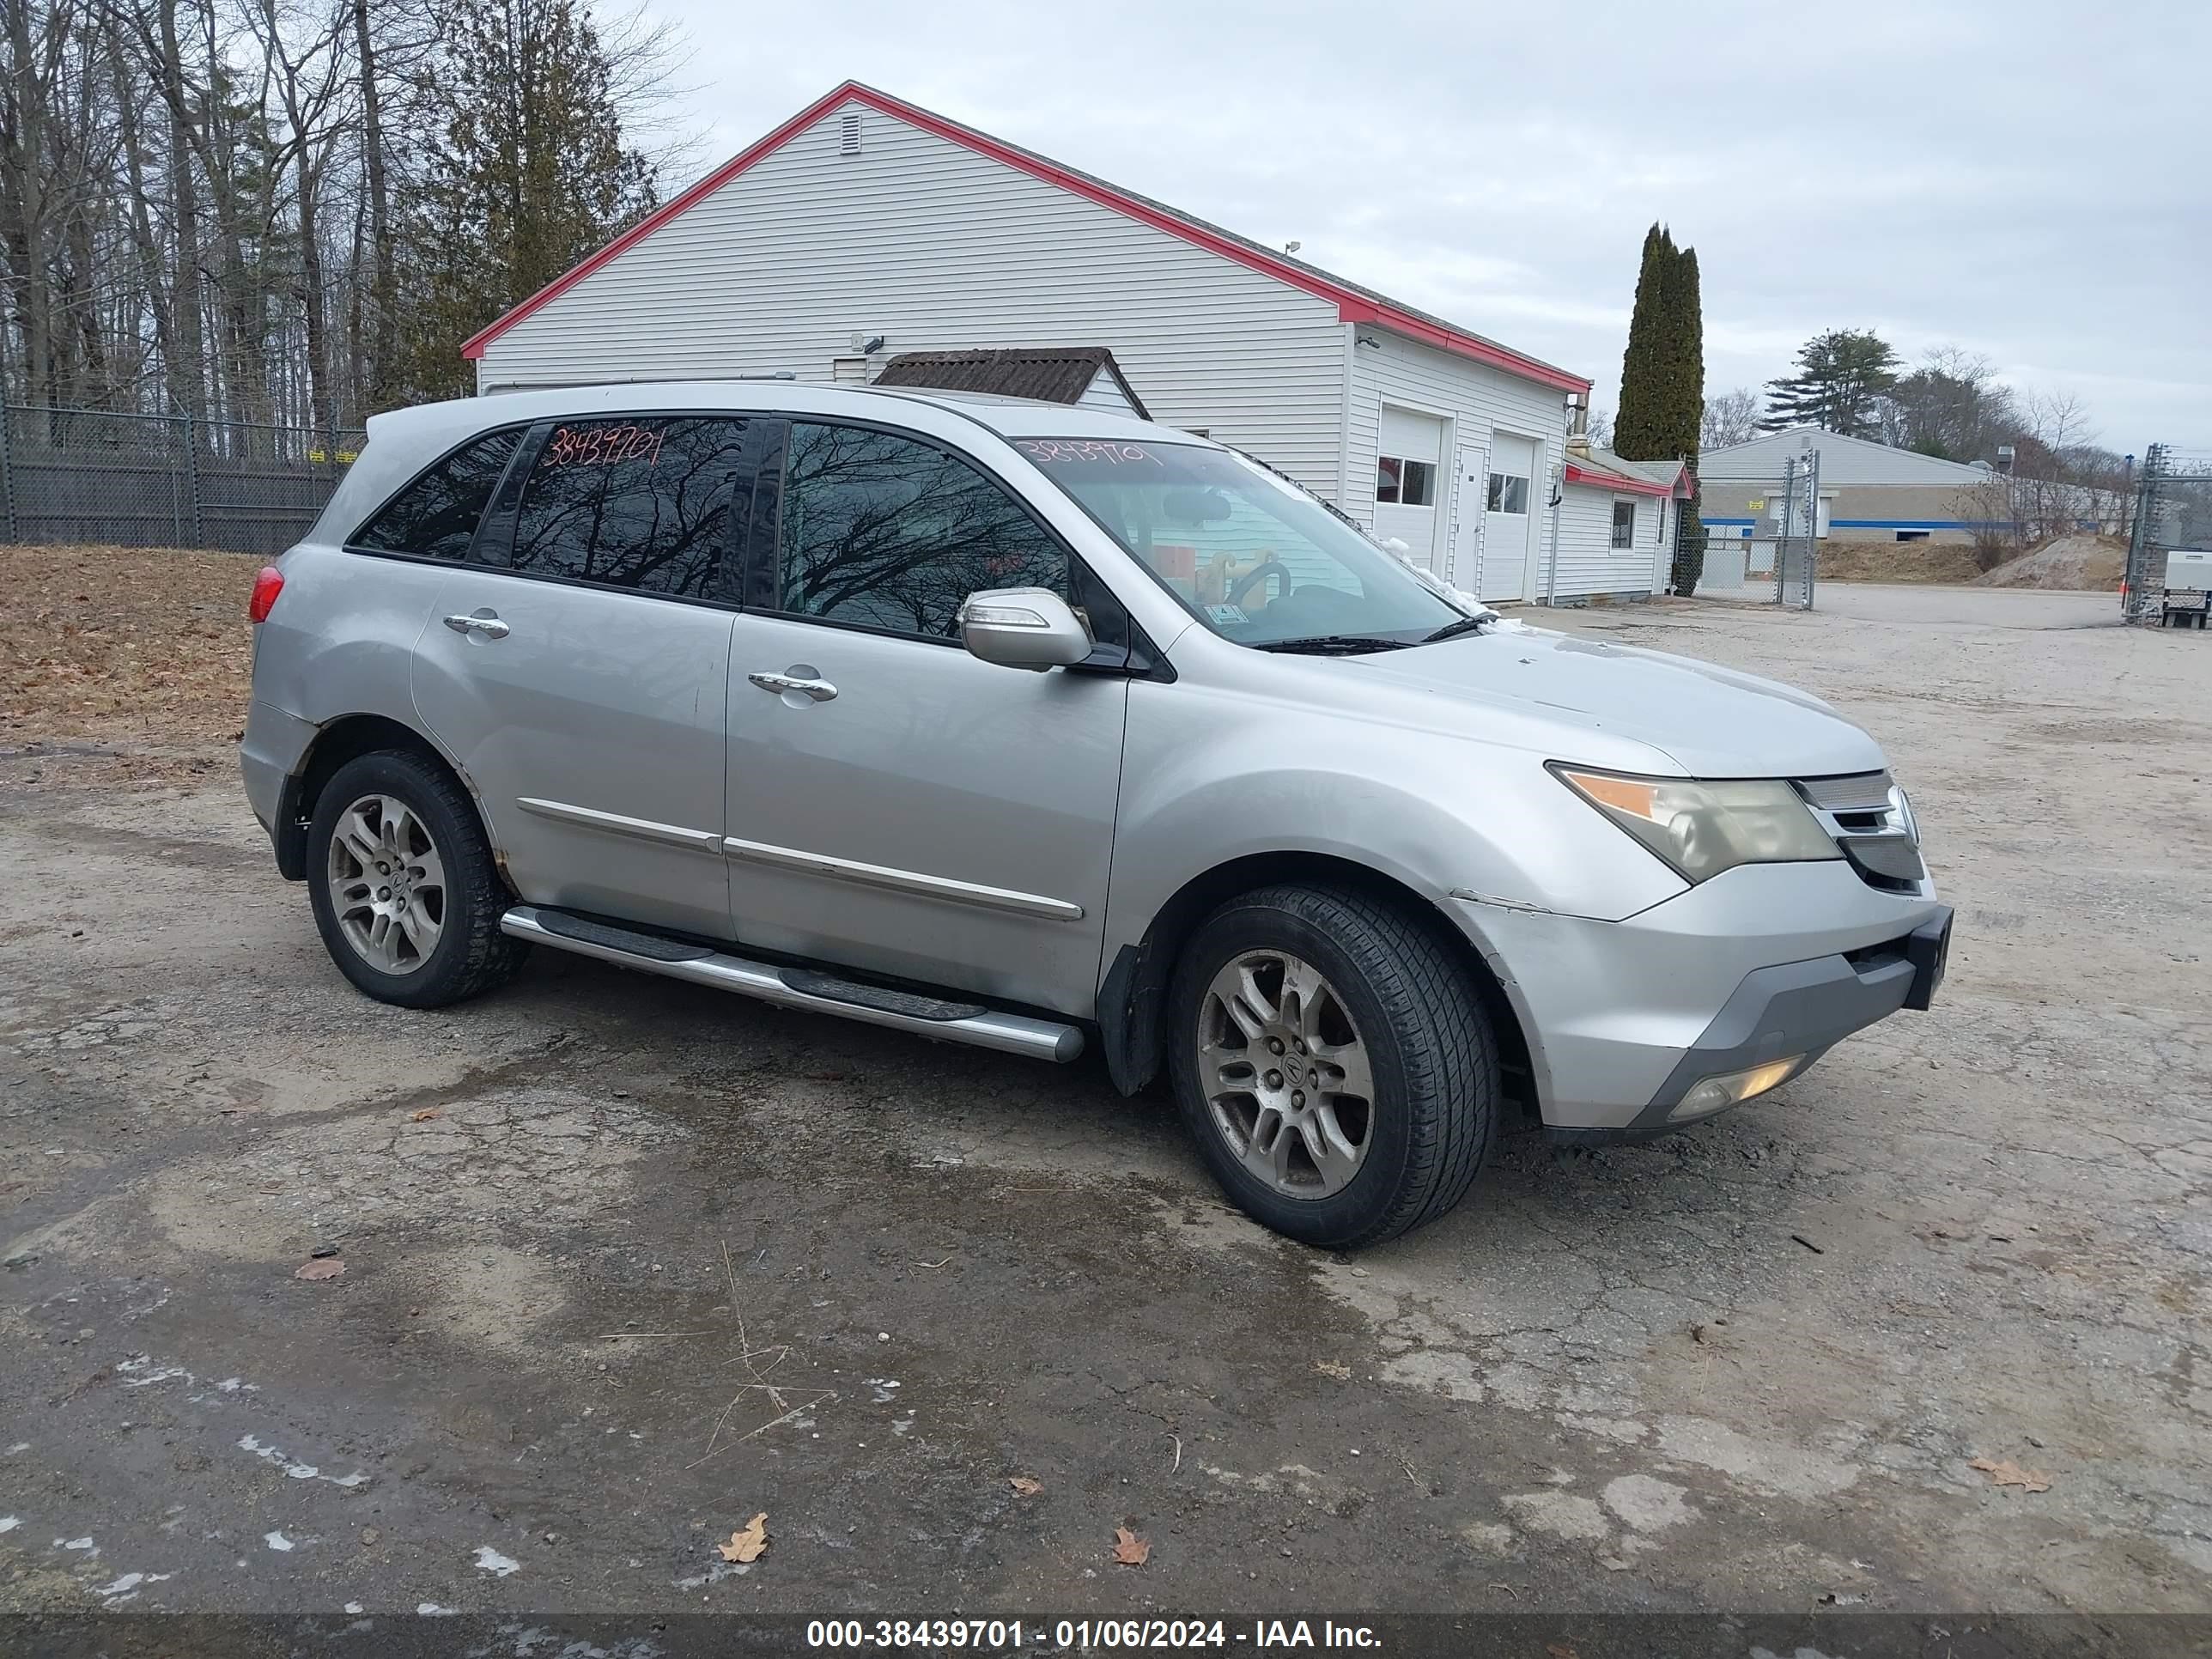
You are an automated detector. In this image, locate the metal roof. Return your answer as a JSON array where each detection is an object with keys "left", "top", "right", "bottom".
[
  {"left": 872, "top": 346, "right": 1151, "bottom": 417},
  {"left": 1701, "top": 427, "right": 1997, "bottom": 485}
]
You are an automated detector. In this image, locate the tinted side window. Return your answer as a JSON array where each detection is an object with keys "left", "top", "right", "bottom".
[
  {"left": 776, "top": 422, "right": 1066, "bottom": 640},
  {"left": 353, "top": 429, "right": 520, "bottom": 560},
  {"left": 507, "top": 416, "right": 748, "bottom": 599}
]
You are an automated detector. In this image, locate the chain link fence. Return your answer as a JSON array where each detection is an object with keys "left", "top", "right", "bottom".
[
  {"left": 1678, "top": 452, "right": 1821, "bottom": 609},
  {"left": 0, "top": 404, "right": 363, "bottom": 556},
  {"left": 2123, "top": 443, "right": 2212, "bottom": 625}
]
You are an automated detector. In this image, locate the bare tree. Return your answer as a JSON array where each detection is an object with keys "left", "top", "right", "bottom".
[
  {"left": 1700, "top": 386, "right": 1759, "bottom": 450},
  {"left": 1, "top": 0, "right": 697, "bottom": 428},
  {"left": 1877, "top": 346, "right": 2021, "bottom": 464}
]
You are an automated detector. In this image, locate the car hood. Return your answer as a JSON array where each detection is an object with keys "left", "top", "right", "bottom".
[{"left": 1342, "top": 623, "right": 1887, "bottom": 778}]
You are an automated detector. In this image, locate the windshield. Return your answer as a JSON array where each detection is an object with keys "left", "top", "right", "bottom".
[{"left": 1012, "top": 438, "right": 1466, "bottom": 647}]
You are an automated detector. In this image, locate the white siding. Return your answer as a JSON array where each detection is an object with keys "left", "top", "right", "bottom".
[
  {"left": 477, "top": 100, "right": 1347, "bottom": 494},
  {"left": 1343, "top": 329, "right": 1571, "bottom": 600},
  {"left": 1552, "top": 485, "right": 1663, "bottom": 599},
  {"left": 1075, "top": 368, "right": 1139, "bottom": 416}
]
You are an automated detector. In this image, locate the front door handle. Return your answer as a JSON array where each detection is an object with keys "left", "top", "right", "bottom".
[
  {"left": 748, "top": 669, "right": 837, "bottom": 702},
  {"left": 443, "top": 611, "right": 510, "bottom": 640}
]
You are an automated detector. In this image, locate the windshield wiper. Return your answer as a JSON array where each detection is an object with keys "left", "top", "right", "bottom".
[
  {"left": 1420, "top": 612, "right": 1498, "bottom": 643},
  {"left": 1251, "top": 635, "right": 1413, "bottom": 655}
]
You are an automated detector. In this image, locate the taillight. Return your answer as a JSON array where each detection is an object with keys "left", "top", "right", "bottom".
[{"left": 248, "top": 565, "right": 284, "bottom": 623}]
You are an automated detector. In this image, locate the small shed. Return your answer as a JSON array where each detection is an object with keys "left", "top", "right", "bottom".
[
  {"left": 872, "top": 346, "right": 1150, "bottom": 419},
  {"left": 1552, "top": 440, "right": 1691, "bottom": 600}
]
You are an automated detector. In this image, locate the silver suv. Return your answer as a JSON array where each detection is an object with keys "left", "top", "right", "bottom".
[{"left": 242, "top": 384, "right": 1950, "bottom": 1248}]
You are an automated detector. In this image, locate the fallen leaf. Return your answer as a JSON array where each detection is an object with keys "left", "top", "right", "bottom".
[
  {"left": 1111, "top": 1525, "right": 1150, "bottom": 1566},
  {"left": 717, "top": 1513, "right": 769, "bottom": 1562},
  {"left": 1009, "top": 1477, "right": 1042, "bottom": 1498},
  {"left": 1548, "top": 1645, "right": 1581, "bottom": 1659},
  {"left": 410, "top": 1108, "right": 443, "bottom": 1123},
  {"left": 1969, "top": 1456, "right": 2051, "bottom": 1492},
  {"left": 294, "top": 1258, "right": 345, "bottom": 1281},
  {"left": 1313, "top": 1361, "right": 1352, "bottom": 1379}
]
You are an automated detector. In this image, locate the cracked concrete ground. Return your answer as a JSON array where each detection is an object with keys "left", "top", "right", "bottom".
[{"left": 2, "top": 586, "right": 2208, "bottom": 1632}]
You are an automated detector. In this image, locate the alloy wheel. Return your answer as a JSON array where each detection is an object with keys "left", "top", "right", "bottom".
[
  {"left": 1196, "top": 950, "right": 1375, "bottom": 1199},
  {"left": 325, "top": 793, "right": 446, "bottom": 975}
]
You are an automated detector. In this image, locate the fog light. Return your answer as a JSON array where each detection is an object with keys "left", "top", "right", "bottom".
[{"left": 1668, "top": 1055, "right": 1805, "bottom": 1122}]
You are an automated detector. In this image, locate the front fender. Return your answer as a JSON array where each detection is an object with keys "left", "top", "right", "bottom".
[{"left": 1102, "top": 678, "right": 1686, "bottom": 964}]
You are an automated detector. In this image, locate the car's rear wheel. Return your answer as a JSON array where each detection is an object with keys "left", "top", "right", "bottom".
[
  {"left": 1166, "top": 884, "right": 1496, "bottom": 1249},
  {"left": 306, "top": 749, "right": 528, "bottom": 1008}
]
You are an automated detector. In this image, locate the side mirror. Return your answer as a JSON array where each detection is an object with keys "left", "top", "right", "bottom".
[{"left": 958, "top": 586, "right": 1093, "bottom": 671}]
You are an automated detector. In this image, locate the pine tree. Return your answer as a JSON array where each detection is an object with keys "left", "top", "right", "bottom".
[
  {"left": 1759, "top": 329, "right": 1900, "bottom": 436},
  {"left": 1613, "top": 223, "right": 1705, "bottom": 594},
  {"left": 1670, "top": 246, "right": 1705, "bottom": 594},
  {"left": 1613, "top": 225, "right": 1675, "bottom": 461},
  {"left": 398, "top": 0, "right": 659, "bottom": 401}
]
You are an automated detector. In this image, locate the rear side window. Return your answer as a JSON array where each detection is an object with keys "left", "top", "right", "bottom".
[
  {"left": 352, "top": 428, "right": 520, "bottom": 560},
  {"left": 507, "top": 416, "right": 749, "bottom": 599}
]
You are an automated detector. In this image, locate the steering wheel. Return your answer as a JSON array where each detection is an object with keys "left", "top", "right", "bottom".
[{"left": 1229, "top": 558, "right": 1293, "bottom": 607}]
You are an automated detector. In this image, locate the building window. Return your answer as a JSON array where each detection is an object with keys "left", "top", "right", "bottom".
[
  {"left": 1894, "top": 529, "right": 1930, "bottom": 542},
  {"left": 1376, "top": 455, "right": 1435, "bottom": 506},
  {"left": 1611, "top": 500, "right": 1637, "bottom": 550},
  {"left": 1486, "top": 470, "right": 1529, "bottom": 514}
]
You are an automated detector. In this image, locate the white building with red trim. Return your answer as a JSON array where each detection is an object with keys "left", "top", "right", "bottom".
[
  {"left": 463, "top": 82, "right": 1662, "bottom": 606},
  {"left": 1554, "top": 440, "right": 1693, "bottom": 601}
]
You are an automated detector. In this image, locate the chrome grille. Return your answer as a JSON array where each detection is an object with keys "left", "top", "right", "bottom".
[
  {"left": 1794, "top": 771, "right": 1927, "bottom": 892},
  {"left": 1796, "top": 771, "right": 1895, "bottom": 811}
]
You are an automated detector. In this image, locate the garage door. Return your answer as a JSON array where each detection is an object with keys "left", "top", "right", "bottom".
[
  {"left": 1374, "top": 407, "right": 1446, "bottom": 572},
  {"left": 1480, "top": 431, "right": 1540, "bottom": 602}
]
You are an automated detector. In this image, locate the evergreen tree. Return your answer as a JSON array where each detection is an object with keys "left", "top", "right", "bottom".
[
  {"left": 1759, "top": 329, "right": 1900, "bottom": 436},
  {"left": 398, "top": 0, "right": 659, "bottom": 401},
  {"left": 1613, "top": 225, "right": 1675, "bottom": 461},
  {"left": 1670, "top": 246, "right": 1705, "bottom": 594},
  {"left": 1613, "top": 223, "right": 1705, "bottom": 594}
]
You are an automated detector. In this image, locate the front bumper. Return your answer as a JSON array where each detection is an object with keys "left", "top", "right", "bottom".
[{"left": 1450, "top": 860, "right": 1950, "bottom": 1135}]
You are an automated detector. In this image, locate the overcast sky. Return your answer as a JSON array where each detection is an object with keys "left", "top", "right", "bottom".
[{"left": 647, "top": 0, "right": 2208, "bottom": 451}]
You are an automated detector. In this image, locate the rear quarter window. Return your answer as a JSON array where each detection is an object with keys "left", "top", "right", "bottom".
[{"left": 351, "top": 429, "right": 522, "bottom": 561}]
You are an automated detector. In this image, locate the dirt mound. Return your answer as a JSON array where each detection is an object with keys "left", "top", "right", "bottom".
[
  {"left": 1976, "top": 532, "right": 2127, "bottom": 592},
  {"left": 1814, "top": 541, "right": 1984, "bottom": 584}
]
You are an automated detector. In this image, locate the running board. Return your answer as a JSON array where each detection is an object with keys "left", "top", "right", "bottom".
[{"left": 500, "top": 906, "right": 1084, "bottom": 1063}]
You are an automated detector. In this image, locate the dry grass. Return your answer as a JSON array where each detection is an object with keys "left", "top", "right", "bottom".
[
  {"left": 1813, "top": 540, "right": 1986, "bottom": 584},
  {"left": 0, "top": 543, "right": 258, "bottom": 787}
]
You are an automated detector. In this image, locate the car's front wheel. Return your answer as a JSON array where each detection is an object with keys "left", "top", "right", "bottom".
[
  {"left": 1166, "top": 884, "right": 1497, "bottom": 1249},
  {"left": 305, "top": 749, "right": 528, "bottom": 1009}
]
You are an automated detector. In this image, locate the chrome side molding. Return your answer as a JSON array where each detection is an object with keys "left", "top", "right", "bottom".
[
  {"left": 514, "top": 797, "right": 724, "bottom": 854},
  {"left": 720, "top": 835, "right": 1085, "bottom": 921}
]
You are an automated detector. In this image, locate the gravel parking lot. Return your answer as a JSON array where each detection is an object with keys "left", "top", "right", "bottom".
[{"left": 3, "top": 564, "right": 2209, "bottom": 1641}]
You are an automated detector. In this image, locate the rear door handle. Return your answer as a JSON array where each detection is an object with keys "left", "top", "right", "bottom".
[
  {"left": 443, "top": 611, "right": 510, "bottom": 639},
  {"left": 748, "top": 669, "right": 837, "bottom": 702}
]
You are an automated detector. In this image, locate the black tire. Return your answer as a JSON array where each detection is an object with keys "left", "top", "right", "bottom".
[
  {"left": 1166, "top": 884, "right": 1497, "bottom": 1249},
  {"left": 305, "top": 748, "right": 529, "bottom": 1009}
]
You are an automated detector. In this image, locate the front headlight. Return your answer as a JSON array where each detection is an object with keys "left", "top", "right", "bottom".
[{"left": 1550, "top": 765, "right": 1841, "bottom": 884}]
